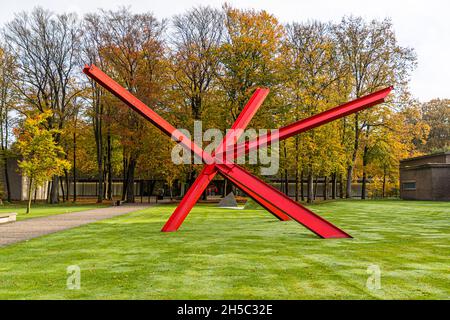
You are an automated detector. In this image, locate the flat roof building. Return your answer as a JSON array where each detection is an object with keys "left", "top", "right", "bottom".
[{"left": 399, "top": 152, "right": 450, "bottom": 201}]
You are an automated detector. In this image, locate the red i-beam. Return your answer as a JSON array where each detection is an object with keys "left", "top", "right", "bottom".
[{"left": 83, "top": 64, "right": 392, "bottom": 238}]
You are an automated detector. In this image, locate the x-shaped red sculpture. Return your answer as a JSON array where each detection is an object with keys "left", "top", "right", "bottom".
[{"left": 83, "top": 64, "right": 392, "bottom": 238}]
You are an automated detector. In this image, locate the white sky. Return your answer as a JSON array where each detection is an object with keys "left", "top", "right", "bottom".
[{"left": 1, "top": 0, "right": 449, "bottom": 102}]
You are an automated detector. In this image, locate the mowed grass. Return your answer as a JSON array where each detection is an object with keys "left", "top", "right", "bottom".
[
  {"left": 0, "top": 202, "right": 108, "bottom": 221},
  {"left": 0, "top": 200, "right": 448, "bottom": 299}
]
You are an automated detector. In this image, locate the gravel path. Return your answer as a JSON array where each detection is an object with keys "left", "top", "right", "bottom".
[{"left": 0, "top": 204, "right": 151, "bottom": 247}]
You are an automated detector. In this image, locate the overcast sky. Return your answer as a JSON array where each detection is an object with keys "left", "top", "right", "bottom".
[{"left": 0, "top": 0, "right": 448, "bottom": 101}]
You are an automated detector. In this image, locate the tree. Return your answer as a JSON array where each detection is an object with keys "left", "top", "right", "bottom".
[
  {"left": 170, "top": 6, "right": 224, "bottom": 191},
  {"left": 220, "top": 5, "right": 283, "bottom": 119},
  {"left": 14, "top": 111, "right": 70, "bottom": 213},
  {"left": 419, "top": 99, "right": 450, "bottom": 152},
  {"left": 170, "top": 6, "right": 224, "bottom": 121},
  {"left": 0, "top": 44, "right": 17, "bottom": 203},
  {"left": 82, "top": 12, "right": 109, "bottom": 202},
  {"left": 334, "top": 16, "right": 416, "bottom": 199},
  {"left": 280, "top": 21, "right": 348, "bottom": 203},
  {"left": 5, "top": 7, "right": 83, "bottom": 203},
  {"left": 59, "top": 98, "right": 84, "bottom": 202},
  {"left": 364, "top": 102, "right": 428, "bottom": 198},
  {"left": 88, "top": 8, "right": 166, "bottom": 203}
]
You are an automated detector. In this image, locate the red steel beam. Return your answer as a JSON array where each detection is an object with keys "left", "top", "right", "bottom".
[
  {"left": 217, "top": 87, "right": 393, "bottom": 159},
  {"left": 162, "top": 165, "right": 218, "bottom": 232},
  {"left": 83, "top": 64, "right": 211, "bottom": 163},
  {"left": 215, "top": 163, "right": 352, "bottom": 238},
  {"left": 220, "top": 172, "right": 291, "bottom": 221}
]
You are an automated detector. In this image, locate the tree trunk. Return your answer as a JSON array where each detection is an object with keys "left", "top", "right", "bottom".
[
  {"left": 345, "top": 166, "right": 353, "bottom": 199},
  {"left": 95, "top": 129, "right": 104, "bottom": 204},
  {"left": 107, "top": 131, "right": 112, "bottom": 200},
  {"left": 284, "top": 168, "right": 289, "bottom": 196},
  {"left": 46, "top": 181, "right": 51, "bottom": 203},
  {"left": 122, "top": 153, "right": 128, "bottom": 201},
  {"left": 73, "top": 130, "right": 77, "bottom": 202},
  {"left": 125, "top": 157, "right": 137, "bottom": 203},
  {"left": 300, "top": 171, "right": 304, "bottom": 201},
  {"left": 346, "top": 165, "right": 353, "bottom": 199},
  {"left": 314, "top": 176, "right": 318, "bottom": 200},
  {"left": 279, "top": 172, "right": 283, "bottom": 192},
  {"left": 1, "top": 95, "right": 11, "bottom": 202},
  {"left": 50, "top": 175, "right": 59, "bottom": 204},
  {"left": 97, "top": 155, "right": 103, "bottom": 203},
  {"left": 339, "top": 173, "right": 344, "bottom": 199},
  {"left": 331, "top": 173, "right": 337, "bottom": 199},
  {"left": 382, "top": 168, "right": 387, "bottom": 198},
  {"left": 226, "top": 179, "right": 233, "bottom": 195},
  {"left": 361, "top": 171, "right": 367, "bottom": 200},
  {"left": 64, "top": 169, "right": 69, "bottom": 201},
  {"left": 187, "top": 163, "right": 196, "bottom": 190},
  {"left": 295, "top": 167, "right": 299, "bottom": 202},
  {"left": 59, "top": 176, "right": 65, "bottom": 202},
  {"left": 103, "top": 155, "right": 107, "bottom": 199},
  {"left": 307, "top": 172, "right": 314, "bottom": 204},
  {"left": 148, "top": 180, "right": 154, "bottom": 203},
  {"left": 361, "top": 142, "right": 369, "bottom": 200},
  {"left": 3, "top": 157, "right": 11, "bottom": 202},
  {"left": 346, "top": 114, "right": 360, "bottom": 198},
  {"left": 202, "top": 187, "right": 208, "bottom": 200},
  {"left": 93, "top": 93, "right": 104, "bottom": 203},
  {"left": 282, "top": 143, "right": 289, "bottom": 196},
  {"left": 26, "top": 178, "right": 33, "bottom": 214},
  {"left": 323, "top": 176, "right": 328, "bottom": 200}
]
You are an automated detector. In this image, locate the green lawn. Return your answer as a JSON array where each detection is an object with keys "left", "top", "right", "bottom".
[
  {"left": 0, "top": 202, "right": 108, "bottom": 221},
  {"left": 0, "top": 200, "right": 448, "bottom": 299}
]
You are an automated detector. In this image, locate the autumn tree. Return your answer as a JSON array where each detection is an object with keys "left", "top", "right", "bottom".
[
  {"left": 280, "top": 21, "right": 349, "bottom": 203},
  {"left": 14, "top": 111, "right": 70, "bottom": 213},
  {"left": 65, "top": 117, "right": 108, "bottom": 183},
  {"left": 364, "top": 101, "right": 428, "bottom": 197},
  {"left": 220, "top": 5, "right": 283, "bottom": 120},
  {"left": 419, "top": 99, "right": 450, "bottom": 152},
  {"left": 58, "top": 97, "right": 85, "bottom": 202},
  {"left": 333, "top": 16, "right": 417, "bottom": 199},
  {"left": 88, "top": 8, "right": 167, "bottom": 203},
  {"left": 169, "top": 6, "right": 224, "bottom": 191},
  {"left": 213, "top": 6, "right": 285, "bottom": 196}
]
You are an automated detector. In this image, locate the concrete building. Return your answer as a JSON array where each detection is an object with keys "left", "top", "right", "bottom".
[
  {"left": 399, "top": 152, "right": 450, "bottom": 201},
  {"left": 0, "top": 158, "right": 48, "bottom": 201}
]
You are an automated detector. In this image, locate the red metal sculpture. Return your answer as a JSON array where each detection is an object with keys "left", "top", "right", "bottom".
[{"left": 83, "top": 64, "right": 392, "bottom": 238}]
